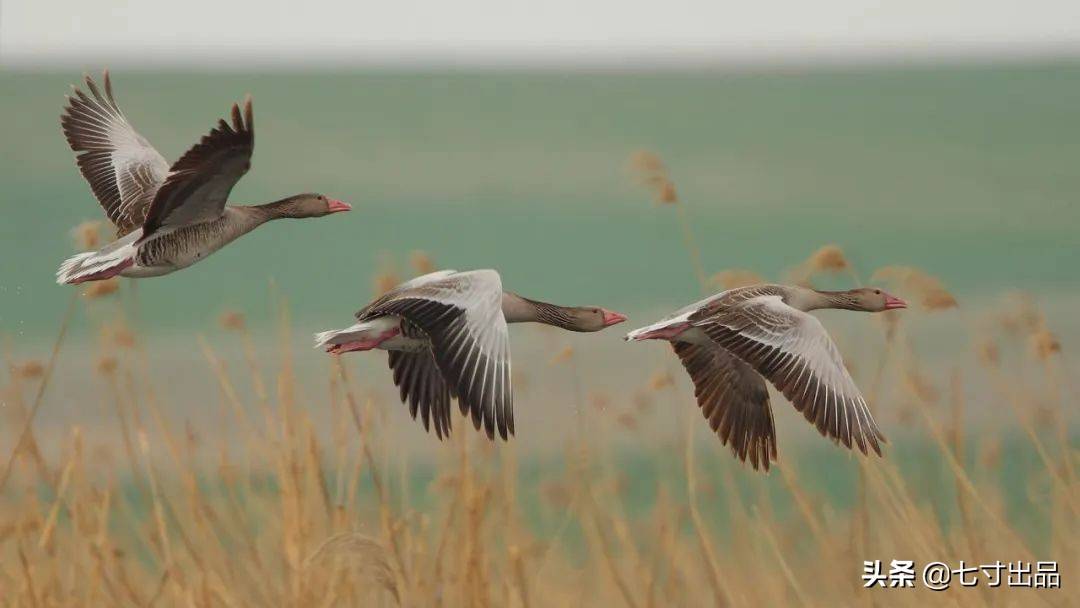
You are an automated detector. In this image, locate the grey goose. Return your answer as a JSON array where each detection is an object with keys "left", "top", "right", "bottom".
[
  {"left": 315, "top": 269, "right": 627, "bottom": 440},
  {"left": 56, "top": 71, "right": 350, "bottom": 284},
  {"left": 626, "top": 284, "right": 906, "bottom": 471}
]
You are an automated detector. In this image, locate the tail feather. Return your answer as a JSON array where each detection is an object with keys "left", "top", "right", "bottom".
[
  {"left": 314, "top": 324, "right": 365, "bottom": 349},
  {"left": 314, "top": 319, "right": 393, "bottom": 349},
  {"left": 56, "top": 247, "right": 134, "bottom": 284},
  {"left": 313, "top": 328, "right": 348, "bottom": 349}
]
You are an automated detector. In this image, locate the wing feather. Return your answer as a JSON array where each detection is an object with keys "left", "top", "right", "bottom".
[
  {"left": 695, "top": 295, "right": 885, "bottom": 456},
  {"left": 361, "top": 270, "right": 513, "bottom": 440},
  {"left": 673, "top": 342, "right": 777, "bottom": 470},
  {"left": 60, "top": 71, "right": 169, "bottom": 235},
  {"left": 141, "top": 96, "right": 254, "bottom": 238}
]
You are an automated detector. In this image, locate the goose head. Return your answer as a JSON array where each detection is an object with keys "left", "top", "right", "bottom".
[
  {"left": 560, "top": 307, "right": 628, "bottom": 332},
  {"left": 274, "top": 193, "right": 352, "bottom": 218},
  {"left": 842, "top": 287, "right": 907, "bottom": 312}
]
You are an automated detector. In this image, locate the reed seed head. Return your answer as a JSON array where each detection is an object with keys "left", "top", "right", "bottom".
[
  {"left": 101, "top": 322, "right": 136, "bottom": 349},
  {"left": 976, "top": 338, "right": 1000, "bottom": 367},
  {"left": 1030, "top": 328, "right": 1061, "bottom": 361},
  {"left": 628, "top": 150, "right": 679, "bottom": 205},
  {"left": 549, "top": 345, "right": 575, "bottom": 365},
  {"left": 649, "top": 370, "right": 674, "bottom": 391},
  {"left": 71, "top": 220, "right": 104, "bottom": 250},
  {"left": 409, "top": 250, "right": 436, "bottom": 275},
  {"left": 218, "top": 310, "right": 246, "bottom": 332},
  {"left": 709, "top": 269, "right": 765, "bottom": 290},
  {"left": 871, "top": 266, "right": 957, "bottom": 311},
  {"left": 11, "top": 360, "right": 44, "bottom": 380},
  {"left": 82, "top": 278, "right": 119, "bottom": 299},
  {"left": 806, "top": 244, "right": 850, "bottom": 273},
  {"left": 95, "top": 355, "right": 118, "bottom": 376}
]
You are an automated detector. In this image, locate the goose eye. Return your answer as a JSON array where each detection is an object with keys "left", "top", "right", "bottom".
[{"left": 874, "top": 289, "right": 881, "bottom": 295}]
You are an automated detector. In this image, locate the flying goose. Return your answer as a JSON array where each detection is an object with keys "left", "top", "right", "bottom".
[
  {"left": 315, "top": 269, "right": 627, "bottom": 440},
  {"left": 626, "top": 284, "right": 906, "bottom": 471},
  {"left": 56, "top": 71, "right": 350, "bottom": 284}
]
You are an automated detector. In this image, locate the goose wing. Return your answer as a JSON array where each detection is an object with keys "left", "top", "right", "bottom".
[
  {"left": 360, "top": 270, "right": 513, "bottom": 440},
  {"left": 672, "top": 342, "right": 777, "bottom": 470},
  {"left": 693, "top": 294, "right": 885, "bottom": 455},
  {"left": 140, "top": 97, "right": 254, "bottom": 238},
  {"left": 388, "top": 350, "right": 453, "bottom": 440},
  {"left": 60, "top": 71, "right": 170, "bottom": 236}
]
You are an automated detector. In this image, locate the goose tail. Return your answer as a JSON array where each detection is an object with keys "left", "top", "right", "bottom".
[{"left": 56, "top": 245, "right": 135, "bottom": 285}]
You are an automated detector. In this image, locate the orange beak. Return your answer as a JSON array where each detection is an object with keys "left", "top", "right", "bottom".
[
  {"left": 884, "top": 294, "right": 907, "bottom": 310},
  {"left": 327, "top": 199, "right": 352, "bottom": 213},
  {"left": 601, "top": 310, "right": 628, "bottom": 327}
]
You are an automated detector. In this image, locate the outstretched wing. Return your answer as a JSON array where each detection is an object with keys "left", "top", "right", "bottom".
[
  {"left": 694, "top": 294, "right": 886, "bottom": 456},
  {"left": 141, "top": 97, "right": 254, "bottom": 238},
  {"left": 60, "top": 71, "right": 170, "bottom": 236},
  {"left": 361, "top": 270, "right": 513, "bottom": 440},
  {"left": 388, "top": 349, "right": 453, "bottom": 439},
  {"left": 672, "top": 342, "right": 777, "bottom": 471}
]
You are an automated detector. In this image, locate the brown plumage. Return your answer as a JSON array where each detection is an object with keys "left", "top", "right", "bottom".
[
  {"left": 56, "top": 71, "right": 350, "bottom": 285},
  {"left": 672, "top": 342, "right": 776, "bottom": 470},
  {"left": 316, "top": 270, "right": 628, "bottom": 440},
  {"left": 628, "top": 283, "right": 907, "bottom": 471},
  {"left": 60, "top": 70, "right": 168, "bottom": 236}
]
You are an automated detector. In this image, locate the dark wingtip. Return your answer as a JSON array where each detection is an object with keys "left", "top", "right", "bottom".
[
  {"left": 869, "top": 436, "right": 884, "bottom": 457},
  {"left": 230, "top": 103, "right": 242, "bottom": 132},
  {"left": 243, "top": 94, "right": 253, "bottom": 131},
  {"left": 102, "top": 69, "right": 115, "bottom": 103}
]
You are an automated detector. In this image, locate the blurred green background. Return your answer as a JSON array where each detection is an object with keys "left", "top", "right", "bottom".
[{"left": 2, "top": 63, "right": 1079, "bottom": 343}]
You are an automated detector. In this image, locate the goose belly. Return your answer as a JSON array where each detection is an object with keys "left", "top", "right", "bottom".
[
  {"left": 122, "top": 264, "right": 177, "bottom": 278},
  {"left": 378, "top": 333, "right": 429, "bottom": 352},
  {"left": 134, "top": 218, "right": 248, "bottom": 271},
  {"left": 377, "top": 317, "right": 429, "bottom": 352}
]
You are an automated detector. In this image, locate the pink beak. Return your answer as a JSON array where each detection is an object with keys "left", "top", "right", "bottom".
[
  {"left": 602, "top": 310, "right": 628, "bottom": 327},
  {"left": 327, "top": 198, "right": 351, "bottom": 213},
  {"left": 884, "top": 294, "right": 907, "bottom": 310}
]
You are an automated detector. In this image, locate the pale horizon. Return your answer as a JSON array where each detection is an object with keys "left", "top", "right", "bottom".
[{"left": 4, "top": 0, "right": 1080, "bottom": 69}]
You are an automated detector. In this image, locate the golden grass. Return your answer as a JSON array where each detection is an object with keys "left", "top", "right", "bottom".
[
  {"left": 0, "top": 287, "right": 1074, "bottom": 605},
  {"left": 0, "top": 202, "right": 1075, "bottom": 605}
]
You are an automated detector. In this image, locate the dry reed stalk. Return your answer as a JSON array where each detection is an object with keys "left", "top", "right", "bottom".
[
  {"left": 200, "top": 336, "right": 265, "bottom": 443},
  {"left": 98, "top": 358, "right": 145, "bottom": 493},
  {"left": 583, "top": 489, "right": 640, "bottom": 608},
  {"left": 0, "top": 292, "right": 77, "bottom": 494},
  {"left": 629, "top": 150, "right": 707, "bottom": 290},
  {"left": 304, "top": 532, "right": 401, "bottom": 605},
  {"left": 683, "top": 414, "right": 729, "bottom": 607},
  {"left": 672, "top": 203, "right": 708, "bottom": 291},
  {"left": 753, "top": 507, "right": 809, "bottom": 606},
  {"left": 0, "top": 356, "right": 51, "bottom": 485},
  {"left": 137, "top": 432, "right": 176, "bottom": 594},
  {"left": 333, "top": 359, "right": 412, "bottom": 598},
  {"left": 508, "top": 543, "right": 531, "bottom": 608},
  {"left": 909, "top": 390, "right": 1037, "bottom": 560},
  {"left": 36, "top": 430, "right": 78, "bottom": 551},
  {"left": 776, "top": 462, "right": 839, "bottom": 557},
  {"left": 984, "top": 366, "right": 1079, "bottom": 517}
]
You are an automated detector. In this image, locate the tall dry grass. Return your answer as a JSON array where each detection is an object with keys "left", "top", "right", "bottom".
[{"left": 0, "top": 169, "right": 1075, "bottom": 606}]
